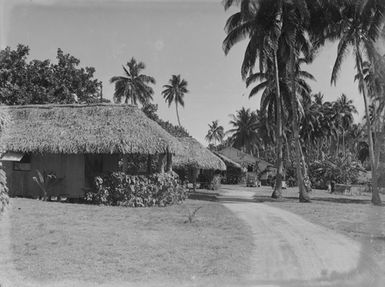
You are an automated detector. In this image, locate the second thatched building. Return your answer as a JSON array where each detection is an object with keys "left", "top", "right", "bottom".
[{"left": 173, "top": 137, "right": 226, "bottom": 190}]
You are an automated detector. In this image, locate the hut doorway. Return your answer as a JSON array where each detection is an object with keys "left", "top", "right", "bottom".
[{"left": 84, "top": 154, "right": 103, "bottom": 188}]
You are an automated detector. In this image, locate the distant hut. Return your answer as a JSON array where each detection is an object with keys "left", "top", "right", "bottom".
[
  {"left": 218, "top": 146, "right": 277, "bottom": 185},
  {"left": 173, "top": 137, "right": 226, "bottom": 190},
  {"left": 213, "top": 151, "right": 244, "bottom": 184},
  {"left": 0, "top": 104, "right": 182, "bottom": 199}
]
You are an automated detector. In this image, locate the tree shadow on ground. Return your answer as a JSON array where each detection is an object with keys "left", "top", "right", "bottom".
[
  {"left": 252, "top": 194, "right": 379, "bottom": 205},
  {"left": 218, "top": 196, "right": 259, "bottom": 204},
  {"left": 309, "top": 197, "right": 374, "bottom": 205},
  {"left": 252, "top": 195, "right": 298, "bottom": 203}
]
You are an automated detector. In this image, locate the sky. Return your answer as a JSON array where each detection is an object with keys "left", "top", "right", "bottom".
[{"left": 1, "top": 0, "right": 382, "bottom": 144}]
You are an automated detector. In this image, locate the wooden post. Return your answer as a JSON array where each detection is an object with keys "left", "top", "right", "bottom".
[
  {"left": 121, "top": 155, "right": 128, "bottom": 173},
  {"left": 157, "top": 154, "right": 166, "bottom": 174},
  {"left": 192, "top": 168, "right": 199, "bottom": 192},
  {"left": 165, "top": 152, "right": 172, "bottom": 172},
  {"left": 147, "top": 155, "right": 152, "bottom": 175}
]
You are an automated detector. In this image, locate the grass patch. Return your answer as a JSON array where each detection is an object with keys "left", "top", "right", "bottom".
[{"left": 8, "top": 198, "right": 253, "bottom": 284}]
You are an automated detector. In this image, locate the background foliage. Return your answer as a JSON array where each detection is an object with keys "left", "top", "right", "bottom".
[
  {"left": 0, "top": 44, "right": 103, "bottom": 105},
  {"left": 142, "top": 103, "right": 190, "bottom": 137}
]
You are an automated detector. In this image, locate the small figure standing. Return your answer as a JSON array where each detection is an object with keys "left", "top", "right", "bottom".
[{"left": 330, "top": 180, "right": 335, "bottom": 193}]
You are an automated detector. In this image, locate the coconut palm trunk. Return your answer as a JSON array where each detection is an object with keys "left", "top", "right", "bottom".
[
  {"left": 290, "top": 51, "right": 311, "bottom": 202},
  {"left": 355, "top": 43, "right": 381, "bottom": 205},
  {"left": 272, "top": 53, "right": 284, "bottom": 199},
  {"left": 286, "top": 139, "right": 291, "bottom": 162},
  {"left": 342, "top": 129, "right": 344, "bottom": 156},
  {"left": 271, "top": 3, "right": 284, "bottom": 199},
  {"left": 175, "top": 102, "right": 181, "bottom": 126}
]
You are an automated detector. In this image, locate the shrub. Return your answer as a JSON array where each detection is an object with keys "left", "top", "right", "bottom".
[
  {"left": 32, "top": 169, "right": 63, "bottom": 200},
  {"left": 309, "top": 154, "right": 362, "bottom": 189},
  {"left": 0, "top": 169, "right": 9, "bottom": 213},
  {"left": 210, "top": 174, "right": 222, "bottom": 190},
  {"left": 84, "top": 172, "right": 186, "bottom": 207},
  {"left": 198, "top": 172, "right": 222, "bottom": 190}
]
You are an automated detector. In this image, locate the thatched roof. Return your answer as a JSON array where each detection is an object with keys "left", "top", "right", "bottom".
[
  {"left": 0, "top": 104, "right": 183, "bottom": 155},
  {"left": 213, "top": 151, "right": 243, "bottom": 171},
  {"left": 173, "top": 137, "right": 226, "bottom": 171},
  {"left": 218, "top": 146, "right": 275, "bottom": 171},
  {"left": 218, "top": 146, "right": 257, "bottom": 166}
]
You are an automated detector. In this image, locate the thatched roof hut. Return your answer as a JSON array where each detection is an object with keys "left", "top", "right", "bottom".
[
  {"left": 213, "top": 151, "right": 243, "bottom": 171},
  {"left": 0, "top": 104, "right": 182, "bottom": 155},
  {"left": 173, "top": 137, "right": 226, "bottom": 171},
  {"left": 0, "top": 104, "right": 184, "bottom": 199}
]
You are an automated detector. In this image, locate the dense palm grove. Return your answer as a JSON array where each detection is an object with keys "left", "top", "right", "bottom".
[{"left": 211, "top": 0, "right": 385, "bottom": 204}]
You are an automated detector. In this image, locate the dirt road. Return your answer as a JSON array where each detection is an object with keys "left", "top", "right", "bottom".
[{"left": 220, "top": 187, "right": 383, "bottom": 286}]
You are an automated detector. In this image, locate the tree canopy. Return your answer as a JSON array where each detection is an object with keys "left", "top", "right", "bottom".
[{"left": 0, "top": 44, "right": 103, "bottom": 105}]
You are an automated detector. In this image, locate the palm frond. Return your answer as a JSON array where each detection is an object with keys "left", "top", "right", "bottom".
[
  {"left": 223, "top": 21, "right": 253, "bottom": 55},
  {"left": 331, "top": 31, "right": 352, "bottom": 85},
  {"left": 246, "top": 72, "right": 267, "bottom": 87},
  {"left": 248, "top": 81, "right": 268, "bottom": 98},
  {"left": 224, "top": 12, "right": 243, "bottom": 34}
]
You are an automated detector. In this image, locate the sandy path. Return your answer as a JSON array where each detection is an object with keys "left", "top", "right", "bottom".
[{"left": 220, "top": 188, "right": 383, "bottom": 286}]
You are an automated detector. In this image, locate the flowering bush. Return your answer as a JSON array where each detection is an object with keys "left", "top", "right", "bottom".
[
  {"left": 0, "top": 169, "right": 9, "bottom": 213},
  {"left": 84, "top": 172, "right": 186, "bottom": 207}
]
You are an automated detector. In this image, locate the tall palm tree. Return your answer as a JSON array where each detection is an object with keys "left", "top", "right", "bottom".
[
  {"left": 279, "top": 15, "right": 315, "bottom": 203},
  {"left": 223, "top": 0, "right": 317, "bottom": 202},
  {"left": 223, "top": 0, "right": 287, "bottom": 198},
  {"left": 162, "top": 75, "right": 189, "bottom": 127},
  {"left": 227, "top": 107, "right": 260, "bottom": 155},
  {"left": 246, "top": 58, "right": 314, "bottom": 198},
  {"left": 110, "top": 58, "right": 155, "bottom": 105},
  {"left": 205, "top": 120, "right": 225, "bottom": 146},
  {"left": 330, "top": 0, "right": 385, "bottom": 205}
]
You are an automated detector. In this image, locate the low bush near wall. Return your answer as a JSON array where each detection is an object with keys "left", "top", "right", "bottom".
[
  {"left": 84, "top": 172, "right": 186, "bottom": 207},
  {"left": 0, "top": 169, "right": 9, "bottom": 213},
  {"left": 210, "top": 174, "right": 222, "bottom": 190}
]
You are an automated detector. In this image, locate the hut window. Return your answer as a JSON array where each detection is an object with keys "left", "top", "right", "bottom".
[{"left": 13, "top": 154, "right": 32, "bottom": 171}]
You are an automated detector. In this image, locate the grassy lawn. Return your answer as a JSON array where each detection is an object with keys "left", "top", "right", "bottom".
[
  {"left": 6, "top": 198, "right": 253, "bottom": 285},
  {"left": 244, "top": 185, "right": 385, "bottom": 269}
]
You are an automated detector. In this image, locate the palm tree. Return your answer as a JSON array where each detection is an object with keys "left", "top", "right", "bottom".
[
  {"left": 162, "top": 75, "right": 189, "bottom": 127},
  {"left": 301, "top": 94, "right": 323, "bottom": 155},
  {"left": 205, "top": 120, "right": 225, "bottom": 146},
  {"left": 223, "top": 0, "right": 317, "bottom": 202},
  {"left": 246, "top": 58, "right": 314, "bottom": 198},
  {"left": 223, "top": 0, "right": 287, "bottom": 198},
  {"left": 227, "top": 107, "right": 260, "bottom": 155},
  {"left": 313, "top": 92, "right": 324, "bottom": 105},
  {"left": 330, "top": 0, "right": 385, "bottom": 205},
  {"left": 110, "top": 58, "right": 155, "bottom": 105},
  {"left": 333, "top": 94, "right": 357, "bottom": 155}
]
